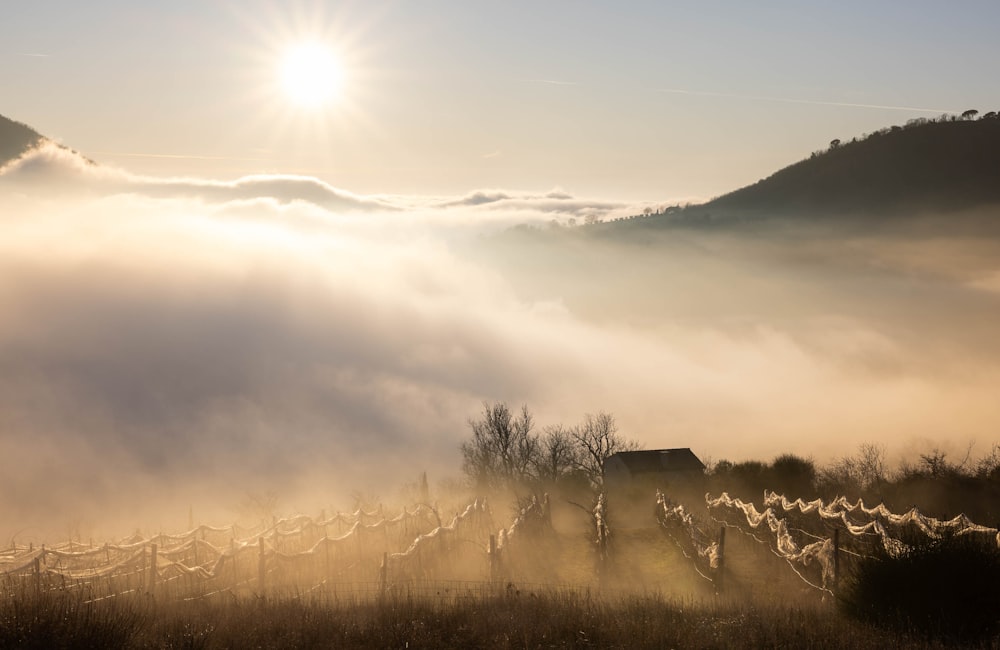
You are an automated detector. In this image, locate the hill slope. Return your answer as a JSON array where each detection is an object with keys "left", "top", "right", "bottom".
[
  {"left": 0, "top": 113, "right": 44, "bottom": 166},
  {"left": 703, "top": 115, "right": 1000, "bottom": 218}
]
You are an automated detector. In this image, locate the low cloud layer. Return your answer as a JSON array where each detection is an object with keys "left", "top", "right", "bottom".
[
  {"left": 2, "top": 145, "right": 1000, "bottom": 541},
  {"left": 1, "top": 143, "right": 396, "bottom": 212},
  {"left": 1, "top": 144, "right": 632, "bottom": 225}
]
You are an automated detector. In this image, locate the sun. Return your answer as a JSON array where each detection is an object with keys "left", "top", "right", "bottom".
[{"left": 279, "top": 43, "right": 344, "bottom": 108}]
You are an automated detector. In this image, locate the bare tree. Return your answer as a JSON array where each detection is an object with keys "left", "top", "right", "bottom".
[
  {"left": 535, "top": 424, "right": 578, "bottom": 482},
  {"left": 239, "top": 490, "right": 280, "bottom": 527},
  {"left": 461, "top": 401, "right": 538, "bottom": 491},
  {"left": 818, "top": 442, "right": 887, "bottom": 498},
  {"left": 570, "top": 412, "right": 640, "bottom": 488},
  {"left": 856, "top": 443, "right": 887, "bottom": 493}
]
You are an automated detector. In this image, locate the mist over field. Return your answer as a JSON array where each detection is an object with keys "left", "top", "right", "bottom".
[{"left": 3, "top": 143, "right": 1000, "bottom": 542}]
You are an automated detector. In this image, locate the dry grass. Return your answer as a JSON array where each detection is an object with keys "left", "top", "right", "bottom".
[{"left": 2, "top": 584, "right": 990, "bottom": 649}]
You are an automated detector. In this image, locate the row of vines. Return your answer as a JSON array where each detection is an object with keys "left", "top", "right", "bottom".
[
  {"left": 9, "top": 487, "right": 993, "bottom": 603},
  {"left": 656, "top": 489, "right": 1000, "bottom": 596},
  {"left": 1, "top": 496, "right": 555, "bottom": 604}
]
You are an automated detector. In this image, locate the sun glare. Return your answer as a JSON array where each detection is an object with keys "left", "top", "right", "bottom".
[{"left": 280, "top": 43, "right": 344, "bottom": 108}]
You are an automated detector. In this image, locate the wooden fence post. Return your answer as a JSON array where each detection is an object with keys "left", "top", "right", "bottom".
[
  {"left": 324, "top": 537, "right": 331, "bottom": 583},
  {"left": 489, "top": 534, "right": 498, "bottom": 583},
  {"left": 190, "top": 537, "right": 200, "bottom": 597},
  {"left": 148, "top": 543, "right": 158, "bottom": 598},
  {"left": 833, "top": 528, "right": 840, "bottom": 593},
  {"left": 379, "top": 552, "right": 388, "bottom": 598},
  {"left": 33, "top": 555, "right": 41, "bottom": 597},
  {"left": 717, "top": 527, "right": 726, "bottom": 594},
  {"left": 230, "top": 538, "right": 238, "bottom": 592},
  {"left": 258, "top": 537, "right": 266, "bottom": 598}
]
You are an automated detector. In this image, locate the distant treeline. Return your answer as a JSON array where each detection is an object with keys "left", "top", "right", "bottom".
[
  {"left": 707, "top": 443, "right": 1000, "bottom": 525},
  {"left": 457, "top": 402, "right": 1000, "bottom": 526}
]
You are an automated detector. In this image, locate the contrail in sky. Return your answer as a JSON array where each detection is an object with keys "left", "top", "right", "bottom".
[
  {"left": 527, "top": 79, "right": 579, "bottom": 86},
  {"left": 653, "top": 88, "right": 956, "bottom": 114}
]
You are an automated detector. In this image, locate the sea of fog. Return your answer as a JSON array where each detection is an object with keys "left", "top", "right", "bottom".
[{"left": 2, "top": 143, "right": 1000, "bottom": 541}]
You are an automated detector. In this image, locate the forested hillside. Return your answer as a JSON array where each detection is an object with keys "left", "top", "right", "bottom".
[{"left": 699, "top": 112, "right": 1000, "bottom": 221}]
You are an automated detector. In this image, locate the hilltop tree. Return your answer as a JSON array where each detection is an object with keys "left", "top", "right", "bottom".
[{"left": 962, "top": 109, "right": 979, "bottom": 120}]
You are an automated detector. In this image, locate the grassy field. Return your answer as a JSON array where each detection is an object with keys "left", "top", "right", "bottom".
[
  {"left": 3, "top": 498, "right": 997, "bottom": 648},
  {"left": 2, "top": 584, "right": 991, "bottom": 649}
]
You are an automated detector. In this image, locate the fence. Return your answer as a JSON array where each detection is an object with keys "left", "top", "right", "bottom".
[
  {"left": 705, "top": 490, "right": 1000, "bottom": 596},
  {"left": 15, "top": 488, "right": 980, "bottom": 604},
  {"left": 655, "top": 490, "right": 721, "bottom": 587},
  {"left": 0, "top": 504, "right": 465, "bottom": 603},
  {"left": 762, "top": 491, "right": 1000, "bottom": 553},
  {"left": 0, "top": 497, "right": 580, "bottom": 604}
]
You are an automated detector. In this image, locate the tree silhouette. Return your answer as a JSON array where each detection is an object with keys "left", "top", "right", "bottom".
[
  {"left": 461, "top": 401, "right": 538, "bottom": 491},
  {"left": 769, "top": 453, "right": 817, "bottom": 496},
  {"left": 962, "top": 109, "right": 979, "bottom": 120},
  {"left": 570, "top": 412, "right": 640, "bottom": 488},
  {"left": 535, "top": 425, "right": 578, "bottom": 482}
]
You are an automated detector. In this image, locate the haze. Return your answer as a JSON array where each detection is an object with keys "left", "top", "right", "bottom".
[
  {"left": 2, "top": 2, "right": 999, "bottom": 542},
  {"left": 3, "top": 141, "right": 1000, "bottom": 542}
]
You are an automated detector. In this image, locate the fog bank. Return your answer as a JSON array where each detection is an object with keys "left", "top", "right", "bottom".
[{"left": 2, "top": 145, "right": 999, "bottom": 541}]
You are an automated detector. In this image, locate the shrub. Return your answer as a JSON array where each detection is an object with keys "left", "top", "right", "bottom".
[{"left": 838, "top": 532, "right": 1000, "bottom": 644}]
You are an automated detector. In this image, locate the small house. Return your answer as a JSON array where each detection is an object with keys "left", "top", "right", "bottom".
[{"left": 603, "top": 449, "right": 706, "bottom": 525}]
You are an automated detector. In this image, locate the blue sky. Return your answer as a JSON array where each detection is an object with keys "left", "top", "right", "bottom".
[{"left": 3, "top": 1, "right": 999, "bottom": 200}]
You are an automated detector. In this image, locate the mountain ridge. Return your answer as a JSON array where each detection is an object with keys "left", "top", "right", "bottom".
[
  {"left": 0, "top": 113, "right": 44, "bottom": 167},
  {"left": 702, "top": 114, "right": 1000, "bottom": 218}
]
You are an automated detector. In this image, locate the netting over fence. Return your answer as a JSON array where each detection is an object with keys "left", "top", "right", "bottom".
[
  {"left": 706, "top": 490, "right": 1000, "bottom": 594},
  {"left": 0, "top": 503, "right": 499, "bottom": 603}
]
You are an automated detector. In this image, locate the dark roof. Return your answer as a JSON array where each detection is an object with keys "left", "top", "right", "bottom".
[{"left": 606, "top": 449, "right": 705, "bottom": 474}]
